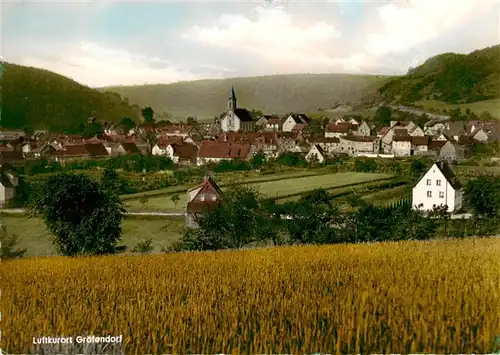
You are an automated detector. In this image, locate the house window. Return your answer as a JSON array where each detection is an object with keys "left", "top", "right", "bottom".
[
  {"left": 427, "top": 191, "right": 432, "bottom": 197},
  {"left": 439, "top": 191, "right": 444, "bottom": 198},
  {"left": 426, "top": 179, "right": 431, "bottom": 185},
  {"left": 212, "top": 195, "right": 217, "bottom": 201},
  {"left": 436, "top": 180, "right": 441, "bottom": 186},
  {"left": 199, "top": 195, "right": 205, "bottom": 202}
]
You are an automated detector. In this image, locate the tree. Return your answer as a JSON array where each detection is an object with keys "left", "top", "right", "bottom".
[
  {"left": 22, "top": 126, "right": 35, "bottom": 137},
  {"left": 464, "top": 175, "right": 500, "bottom": 218},
  {"left": 101, "top": 167, "right": 128, "bottom": 194},
  {"left": 170, "top": 194, "right": 180, "bottom": 208},
  {"left": 141, "top": 106, "right": 155, "bottom": 123},
  {"left": 120, "top": 117, "right": 136, "bottom": 132},
  {"left": 27, "top": 173, "right": 126, "bottom": 256},
  {"left": 82, "top": 121, "right": 103, "bottom": 138},
  {"left": 178, "top": 185, "right": 274, "bottom": 251},
  {"left": 250, "top": 109, "right": 263, "bottom": 120},
  {"left": 250, "top": 151, "right": 266, "bottom": 169},
  {"left": 186, "top": 116, "right": 198, "bottom": 126},
  {"left": 374, "top": 106, "right": 393, "bottom": 126}
]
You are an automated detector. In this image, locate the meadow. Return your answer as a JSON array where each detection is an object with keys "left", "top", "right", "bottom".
[
  {"left": 125, "top": 172, "right": 393, "bottom": 212},
  {"left": 1, "top": 215, "right": 184, "bottom": 256},
  {"left": 2, "top": 238, "right": 499, "bottom": 354}
]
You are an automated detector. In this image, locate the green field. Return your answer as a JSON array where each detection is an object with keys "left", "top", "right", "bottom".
[
  {"left": 121, "top": 168, "right": 332, "bottom": 200},
  {"left": 415, "top": 99, "right": 500, "bottom": 118},
  {"left": 125, "top": 172, "right": 392, "bottom": 212},
  {"left": 2, "top": 215, "right": 184, "bottom": 257}
]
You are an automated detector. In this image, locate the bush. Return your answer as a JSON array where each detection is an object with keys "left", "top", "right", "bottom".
[
  {"left": 132, "top": 239, "right": 154, "bottom": 253},
  {"left": 0, "top": 225, "right": 27, "bottom": 259}
]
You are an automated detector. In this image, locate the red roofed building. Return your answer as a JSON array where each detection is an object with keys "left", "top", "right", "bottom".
[
  {"left": 325, "top": 123, "right": 352, "bottom": 138},
  {"left": 197, "top": 140, "right": 253, "bottom": 165},
  {"left": 185, "top": 175, "right": 224, "bottom": 228}
]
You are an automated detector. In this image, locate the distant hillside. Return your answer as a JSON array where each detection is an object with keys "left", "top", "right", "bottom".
[
  {"left": 379, "top": 45, "right": 500, "bottom": 105},
  {"left": 1, "top": 63, "right": 141, "bottom": 130},
  {"left": 100, "top": 74, "right": 391, "bottom": 120}
]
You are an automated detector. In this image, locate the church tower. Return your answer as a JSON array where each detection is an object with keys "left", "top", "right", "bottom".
[{"left": 228, "top": 82, "right": 237, "bottom": 112}]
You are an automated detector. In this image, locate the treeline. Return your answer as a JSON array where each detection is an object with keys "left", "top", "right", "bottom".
[
  {"left": 379, "top": 45, "right": 500, "bottom": 104},
  {"left": 1, "top": 63, "right": 141, "bottom": 130},
  {"left": 172, "top": 174, "right": 500, "bottom": 252}
]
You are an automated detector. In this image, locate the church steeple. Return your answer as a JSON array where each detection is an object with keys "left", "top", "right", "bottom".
[{"left": 228, "top": 81, "right": 237, "bottom": 112}]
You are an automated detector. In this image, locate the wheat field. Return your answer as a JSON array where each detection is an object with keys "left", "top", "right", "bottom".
[{"left": 2, "top": 238, "right": 500, "bottom": 354}]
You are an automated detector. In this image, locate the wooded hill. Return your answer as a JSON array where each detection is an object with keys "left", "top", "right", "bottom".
[
  {"left": 0, "top": 63, "right": 141, "bottom": 130},
  {"left": 379, "top": 45, "right": 500, "bottom": 105},
  {"left": 100, "top": 74, "right": 390, "bottom": 120}
]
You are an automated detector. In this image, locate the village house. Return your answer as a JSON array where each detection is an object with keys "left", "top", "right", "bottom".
[
  {"left": 409, "top": 126, "right": 425, "bottom": 137},
  {"left": 185, "top": 175, "right": 224, "bottom": 229},
  {"left": 0, "top": 165, "right": 19, "bottom": 208},
  {"left": 308, "top": 137, "right": 340, "bottom": 155},
  {"left": 411, "top": 136, "right": 430, "bottom": 155},
  {"left": 30, "top": 143, "right": 57, "bottom": 159},
  {"left": 325, "top": 123, "right": 352, "bottom": 138},
  {"left": 282, "top": 114, "right": 310, "bottom": 132},
  {"left": 196, "top": 140, "right": 253, "bottom": 166},
  {"left": 165, "top": 143, "right": 199, "bottom": 165},
  {"left": 152, "top": 136, "right": 185, "bottom": 156},
  {"left": 412, "top": 160, "right": 462, "bottom": 212},
  {"left": 353, "top": 121, "right": 371, "bottom": 136},
  {"left": 54, "top": 142, "right": 110, "bottom": 162},
  {"left": 115, "top": 142, "right": 141, "bottom": 156},
  {"left": 0, "top": 130, "right": 25, "bottom": 142},
  {"left": 443, "top": 122, "right": 467, "bottom": 141},
  {"left": 0, "top": 151, "right": 25, "bottom": 167},
  {"left": 470, "top": 127, "right": 489, "bottom": 142},
  {"left": 339, "top": 136, "right": 377, "bottom": 155},
  {"left": 424, "top": 119, "right": 448, "bottom": 135},
  {"left": 157, "top": 124, "right": 203, "bottom": 143},
  {"left": 220, "top": 84, "right": 255, "bottom": 132},
  {"left": 392, "top": 136, "right": 412, "bottom": 157},
  {"left": 438, "top": 141, "right": 466, "bottom": 161},
  {"left": 305, "top": 144, "right": 326, "bottom": 164},
  {"left": 276, "top": 132, "right": 303, "bottom": 154},
  {"left": 264, "top": 116, "right": 286, "bottom": 132},
  {"left": 380, "top": 127, "right": 408, "bottom": 153}
]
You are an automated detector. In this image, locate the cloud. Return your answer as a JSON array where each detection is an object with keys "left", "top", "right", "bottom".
[
  {"left": 182, "top": 6, "right": 351, "bottom": 71},
  {"left": 16, "top": 41, "right": 203, "bottom": 87},
  {"left": 365, "top": 0, "right": 493, "bottom": 57}
]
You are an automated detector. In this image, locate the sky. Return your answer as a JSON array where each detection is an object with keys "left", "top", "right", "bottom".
[{"left": 1, "top": 0, "right": 499, "bottom": 87}]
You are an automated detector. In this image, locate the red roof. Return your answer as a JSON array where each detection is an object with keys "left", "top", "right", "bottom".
[
  {"left": 411, "top": 136, "right": 430, "bottom": 146},
  {"left": 428, "top": 140, "right": 447, "bottom": 149},
  {"left": 198, "top": 140, "right": 251, "bottom": 160},
  {"left": 186, "top": 176, "right": 224, "bottom": 213},
  {"left": 326, "top": 123, "right": 351, "bottom": 133},
  {"left": 341, "top": 135, "right": 376, "bottom": 142},
  {"left": 170, "top": 143, "right": 198, "bottom": 160}
]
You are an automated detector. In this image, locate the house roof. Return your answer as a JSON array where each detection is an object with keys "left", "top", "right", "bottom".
[
  {"left": 311, "top": 144, "right": 325, "bottom": 155},
  {"left": 378, "top": 127, "right": 390, "bottom": 136},
  {"left": 186, "top": 175, "right": 224, "bottom": 213},
  {"left": 309, "top": 137, "right": 340, "bottom": 144},
  {"left": 393, "top": 135, "right": 412, "bottom": 142},
  {"left": 341, "top": 135, "right": 376, "bottom": 142},
  {"left": 445, "top": 122, "right": 466, "bottom": 136},
  {"left": 0, "top": 168, "right": 18, "bottom": 188},
  {"left": 434, "top": 160, "right": 461, "bottom": 190},
  {"left": 428, "top": 140, "right": 447, "bottom": 149},
  {"left": 59, "top": 144, "right": 90, "bottom": 156},
  {"left": 85, "top": 143, "right": 109, "bottom": 157},
  {"left": 289, "top": 113, "right": 311, "bottom": 124},
  {"left": 218, "top": 132, "right": 259, "bottom": 143},
  {"left": 0, "top": 151, "right": 24, "bottom": 163},
  {"left": 198, "top": 140, "right": 251, "bottom": 160},
  {"left": 120, "top": 142, "right": 141, "bottom": 154},
  {"left": 411, "top": 136, "right": 430, "bottom": 146},
  {"left": 234, "top": 108, "right": 254, "bottom": 122},
  {"left": 292, "top": 123, "right": 308, "bottom": 132},
  {"left": 326, "top": 123, "right": 350, "bottom": 133},
  {"left": 170, "top": 143, "right": 198, "bottom": 160}
]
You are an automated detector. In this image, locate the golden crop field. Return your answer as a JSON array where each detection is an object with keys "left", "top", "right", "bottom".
[{"left": 2, "top": 238, "right": 500, "bottom": 354}]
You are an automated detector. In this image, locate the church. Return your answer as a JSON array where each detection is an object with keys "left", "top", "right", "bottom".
[{"left": 220, "top": 84, "right": 255, "bottom": 132}]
